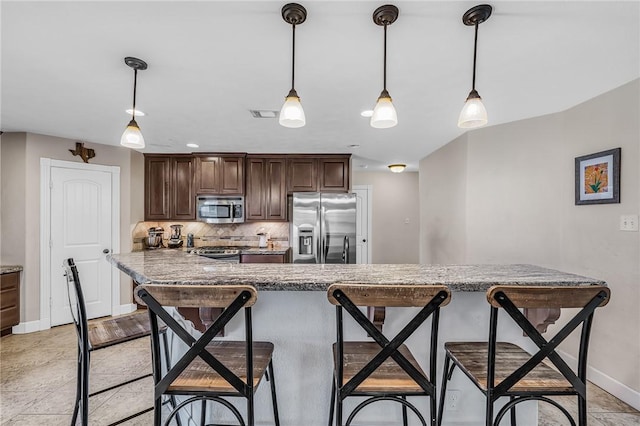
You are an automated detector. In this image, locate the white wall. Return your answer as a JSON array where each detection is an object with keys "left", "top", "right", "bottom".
[
  {"left": 419, "top": 79, "right": 640, "bottom": 405},
  {"left": 0, "top": 132, "right": 144, "bottom": 323},
  {"left": 353, "top": 171, "right": 419, "bottom": 263}
]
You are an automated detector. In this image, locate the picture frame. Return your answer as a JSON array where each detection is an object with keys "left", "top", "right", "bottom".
[{"left": 575, "top": 147, "right": 621, "bottom": 205}]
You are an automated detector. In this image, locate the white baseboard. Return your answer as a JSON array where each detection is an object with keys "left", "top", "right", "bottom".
[
  {"left": 12, "top": 319, "right": 44, "bottom": 334},
  {"left": 559, "top": 350, "right": 640, "bottom": 411},
  {"left": 113, "top": 303, "right": 138, "bottom": 315}
]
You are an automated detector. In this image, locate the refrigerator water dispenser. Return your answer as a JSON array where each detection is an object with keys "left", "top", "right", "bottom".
[{"left": 298, "top": 229, "right": 314, "bottom": 255}]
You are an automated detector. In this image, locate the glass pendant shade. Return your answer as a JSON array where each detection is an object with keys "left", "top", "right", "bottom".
[
  {"left": 370, "top": 91, "right": 397, "bottom": 129},
  {"left": 120, "top": 119, "right": 145, "bottom": 149},
  {"left": 279, "top": 90, "right": 306, "bottom": 128},
  {"left": 458, "top": 90, "right": 487, "bottom": 129}
]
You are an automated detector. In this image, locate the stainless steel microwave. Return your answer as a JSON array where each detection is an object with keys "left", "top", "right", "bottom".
[{"left": 196, "top": 196, "right": 244, "bottom": 224}]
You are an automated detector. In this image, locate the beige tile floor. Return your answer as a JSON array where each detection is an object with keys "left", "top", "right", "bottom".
[{"left": 1, "top": 324, "right": 638, "bottom": 425}]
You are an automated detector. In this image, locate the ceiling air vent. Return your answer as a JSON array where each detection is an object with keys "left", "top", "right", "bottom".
[{"left": 249, "top": 110, "right": 279, "bottom": 119}]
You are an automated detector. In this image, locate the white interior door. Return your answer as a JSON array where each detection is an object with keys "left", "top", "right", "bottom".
[
  {"left": 50, "top": 166, "right": 113, "bottom": 326},
  {"left": 352, "top": 186, "right": 372, "bottom": 264}
]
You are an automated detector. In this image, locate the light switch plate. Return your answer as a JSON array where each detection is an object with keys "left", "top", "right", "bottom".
[{"left": 620, "top": 215, "right": 639, "bottom": 232}]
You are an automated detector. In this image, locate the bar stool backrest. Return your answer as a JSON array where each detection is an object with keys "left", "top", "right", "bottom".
[
  {"left": 484, "top": 285, "right": 610, "bottom": 400},
  {"left": 328, "top": 283, "right": 451, "bottom": 307},
  {"left": 62, "top": 258, "right": 90, "bottom": 351},
  {"left": 134, "top": 284, "right": 258, "bottom": 308}
]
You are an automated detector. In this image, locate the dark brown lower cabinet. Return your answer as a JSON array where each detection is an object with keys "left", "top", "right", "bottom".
[
  {"left": 1, "top": 272, "right": 20, "bottom": 336},
  {"left": 240, "top": 253, "right": 287, "bottom": 263}
]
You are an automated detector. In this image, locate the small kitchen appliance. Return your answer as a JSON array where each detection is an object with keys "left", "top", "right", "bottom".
[
  {"left": 257, "top": 232, "right": 268, "bottom": 248},
  {"left": 168, "top": 224, "right": 183, "bottom": 248},
  {"left": 144, "top": 227, "right": 164, "bottom": 249}
]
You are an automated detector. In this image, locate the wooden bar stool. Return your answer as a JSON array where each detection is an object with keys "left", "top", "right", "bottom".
[
  {"left": 63, "top": 258, "right": 173, "bottom": 426},
  {"left": 134, "top": 283, "right": 280, "bottom": 426},
  {"left": 438, "top": 285, "right": 610, "bottom": 426},
  {"left": 327, "top": 283, "right": 451, "bottom": 426}
]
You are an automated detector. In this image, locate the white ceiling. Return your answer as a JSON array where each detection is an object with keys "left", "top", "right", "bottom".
[{"left": 2, "top": 1, "right": 638, "bottom": 172}]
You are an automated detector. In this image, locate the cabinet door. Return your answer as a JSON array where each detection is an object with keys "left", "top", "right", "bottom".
[
  {"left": 0, "top": 272, "right": 20, "bottom": 332},
  {"left": 195, "top": 156, "right": 221, "bottom": 194},
  {"left": 245, "top": 158, "right": 265, "bottom": 220},
  {"left": 220, "top": 156, "right": 245, "bottom": 195},
  {"left": 287, "top": 158, "right": 317, "bottom": 193},
  {"left": 265, "top": 158, "right": 287, "bottom": 220},
  {"left": 319, "top": 157, "right": 350, "bottom": 192},
  {"left": 171, "top": 157, "right": 195, "bottom": 219},
  {"left": 240, "top": 254, "right": 286, "bottom": 263},
  {"left": 145, "top": 156, "right": 171, "bottom": 220}
]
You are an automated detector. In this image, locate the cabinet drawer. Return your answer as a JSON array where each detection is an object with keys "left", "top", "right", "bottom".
[
  {"left": 0, "top": 272, "right": 20, "bottom": 331},
  {"left": 240, "top": 254, "right": 286, "bottom": 264}
]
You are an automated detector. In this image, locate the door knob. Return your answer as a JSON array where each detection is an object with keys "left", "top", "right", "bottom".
[
  {"left": 103, "top": 249, "right": 110, "bottom": 254},
  {"left": 362, "top": 239, "right": 367, "bottom": 243}
]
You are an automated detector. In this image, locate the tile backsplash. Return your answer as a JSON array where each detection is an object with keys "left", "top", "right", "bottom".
[{"left": 132, "top": 221, "right": 289, "bottom": 251}]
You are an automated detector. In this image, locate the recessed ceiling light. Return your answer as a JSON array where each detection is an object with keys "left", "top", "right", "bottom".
[
  {"left": 359, "top": 164, "right": 368, "bottom": 169},
  {"left": 360, "top": 110, "right": 374, "bottom": 118},
  {"left": 348, "top": 144, "right": 360, "bottom": 148},
  {"left": 125, "top": 108, "right": 146, "bottom": 116},
  {"left": 250, "top": 110, "right": 279, "bottom": 118},
  {"left": 186, "top": 143, "right": 199, "bottom": 148}
]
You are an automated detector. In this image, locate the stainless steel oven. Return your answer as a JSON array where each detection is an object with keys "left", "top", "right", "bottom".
[
  {"left": 196, "top": 196, "right": 244, "bottom": 224},
  {"left": 187, "top": 246, "right": 247, "bottom": 263}
]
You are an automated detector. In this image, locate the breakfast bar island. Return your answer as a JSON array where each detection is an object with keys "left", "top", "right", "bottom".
[{"left": 108, "top": 250, "right": 605, "bottom": 426}]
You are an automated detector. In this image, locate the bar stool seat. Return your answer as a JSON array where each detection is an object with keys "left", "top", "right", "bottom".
[
  {"left": 444, "top": 342, "right": 572, "bottom": 392},
  {"left": 87, "top": 310, "right": 160, "bottom": 350},
  {"left": 334, "top": 342, "right": 427, "bottom": 393},
  {"left": 170, "top": 341, "right": 274, "bottom": 393}
]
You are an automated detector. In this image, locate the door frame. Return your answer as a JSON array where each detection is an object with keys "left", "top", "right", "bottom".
[
  {"left": 39, "top": 158, "right": 121, "bottom": 330},
  {"left": 352, "top": 184, "right": 373, "bottom": 264}
]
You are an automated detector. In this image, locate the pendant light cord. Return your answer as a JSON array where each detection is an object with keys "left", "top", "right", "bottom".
[
  {"left": 132, "top": 69, "right": 138, "bottom": 120},
  {"left": 472, "top": 23, "right": 478, "bottom": 91},
  {"left": 383, "top": 23, "right": 388, "bottom": 91},
  {"left": 291, "top": 24, "right": 296, "bottom": 91}
]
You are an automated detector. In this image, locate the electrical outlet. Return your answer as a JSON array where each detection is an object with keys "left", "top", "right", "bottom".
[
  {"left": 446, "top": 390, "right": 461, "bottom": 411},
  {"left": 404, "top": 218, "right": 410, "bottom": 224},
  {"left": 620, "top": 215, "right": 639, "bottom": 232}
]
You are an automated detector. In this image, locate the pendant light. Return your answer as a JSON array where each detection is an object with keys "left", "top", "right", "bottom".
[
  {"left": 371, "top": 5, "right": 399, "bottom": 129},
  {"left": 120, "top": 57, "right": 147, "bottom": 149},
  {"left": 458, "top": 4, "right": 492, "bottom": 129},
  {"left": 279, "top": 3, "right": 307, "bottom": 128}
]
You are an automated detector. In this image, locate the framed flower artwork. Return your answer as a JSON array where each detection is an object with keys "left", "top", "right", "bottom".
[{"left": 575, "top": 148, "right": 621, "bottom": 205}]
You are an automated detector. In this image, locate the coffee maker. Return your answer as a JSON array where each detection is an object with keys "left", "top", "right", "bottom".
[{"left": 168, "top": 224, "right": 183, "bottom": 248}]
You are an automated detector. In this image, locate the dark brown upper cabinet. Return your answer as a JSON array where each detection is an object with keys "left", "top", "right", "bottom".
[
  {"left": 144, "top": 155, "right": 195, "bottom": 220},
  {"left": 287, "top": 155, "right": 350, "bottom": 193},
  {"left": 195, "top": 154, "right": 245, "bottom": 195},
  {"left": 246, "top": 156, "right": 287, "bottom": 222}
]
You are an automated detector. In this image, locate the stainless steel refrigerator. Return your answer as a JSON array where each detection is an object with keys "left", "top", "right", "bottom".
[{"left": 290, "top": 192, "right": 357, "bottom": 264}]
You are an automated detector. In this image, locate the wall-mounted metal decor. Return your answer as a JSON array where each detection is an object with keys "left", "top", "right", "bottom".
[
  {"left": 69, "top": 142, "right": 96, "bottom": 163},
  {"left": 575, "top": 147, "right": 621, "bottom": 205}
]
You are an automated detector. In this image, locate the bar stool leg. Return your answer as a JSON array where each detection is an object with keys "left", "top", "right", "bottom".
[
  {"left": 401, "top": 396, "right": 408, "bottom": 426},
  {"left": 437, "top": 354, "right": 452, "bottom": 426},
  {"left": 578, "top": 394, "right": 587, "bottom": 426},
  {"left": 81, "top": 351, "right": 90, "bottom": 426},
  {"left": 509, "top": 396, "right": 517, "bottom": 426},
  {"left": 430, "top": 390, "right": 437, "bottom": 426},
  {"left": 268, "top": 361, "right": 281, "bottom": 425},
  {"left": 72, "top": 347, "right": 82, "bottom": 425},
  {"left": 485, "top": 392, "right": 494, "bottom": 426},
  {"left": 200, "top": 400, "right": 206, "bottom": 426},
  {"left": 336, "top": 396, "right": 343, "bottom": 426},
  {"left": 328, "top": 376, "right": 336, "bottom": 426}
]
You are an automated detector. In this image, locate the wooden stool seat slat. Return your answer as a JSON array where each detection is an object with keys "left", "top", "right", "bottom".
[
  {"left": 444, "top": 342, "right": 572, "bottom": 393},
  {"left": 334, "top": 342, "right": 428, "bottom": 393},
  {"left": 169, "top": 341, "right": 274, "bottom": 393},
  {"left": 88, "top": 310, "right": 161, "bottom": 350}
]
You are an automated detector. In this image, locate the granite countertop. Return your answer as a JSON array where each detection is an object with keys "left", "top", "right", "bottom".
[
  {"left": 107, "top": 250, "right": 605, "bottom": 292},
  {"left": 0, "top": 265, "right": 23, "bottom": 274}
]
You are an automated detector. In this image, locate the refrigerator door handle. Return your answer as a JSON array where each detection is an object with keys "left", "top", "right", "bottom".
[
  {"left": 342, "top": 235, "right": 349, "bottom": 264},
  {"left": 316, "top": 205, "right": 322, "bottom": 263}
]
